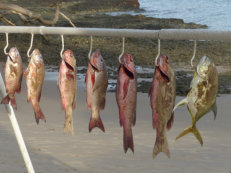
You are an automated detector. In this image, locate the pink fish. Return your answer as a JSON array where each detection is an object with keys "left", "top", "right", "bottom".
[
  {"left": 24, "top": 49, "right": 45, "bottom": 124},
  {"left": 149, "top": 55, "right": 176, "bottom": 158},
  {"left": 1, "top": 47, "right": 23, "bottom": 110},
  {"left": 58, "top": 49, "right": 77, "bottom": 135},
  {"left": 85, "top": 51, "right": 108, "bottom": 132},
  {"left": 116, "top": 54, "right": 137, "bottom": 153}
]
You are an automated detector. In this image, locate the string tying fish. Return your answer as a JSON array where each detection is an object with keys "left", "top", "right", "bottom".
[
  {"left": 27, "top": 33, "right": 34, "bottom": 59},
  {"left": 118, "top": 37, "right": 125, "bottom": 64},
  {"left": 60, "top": 34, "right": 64, "bottom": 59},
  {"left": 88, "top": 36, "right": 93, "bottom": 60},
  {"left": 191, "top": 40, "right": 197, "bottom": 67},
  {"left": 4, "top": 32, "right": 9, "bottom": 55},
  {"left": 155, "top": 38, "right": 161, "bottom": 66}
]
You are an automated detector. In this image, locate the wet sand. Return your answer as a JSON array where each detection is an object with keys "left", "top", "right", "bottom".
[{"left": 0, "top": 71, "right": 230, "bottom": 173}]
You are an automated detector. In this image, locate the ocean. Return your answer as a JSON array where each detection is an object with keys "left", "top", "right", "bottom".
[{"left": 138, "top": 0, "right": 231, "bottom": 29}]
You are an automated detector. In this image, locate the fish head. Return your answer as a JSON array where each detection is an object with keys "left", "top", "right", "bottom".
[
  {"left": 90, "top": 50, "right": 105, "bottom": 71},
  {"left": 156, "top": 55, "right": 171, "bottom": 82},
  {"left": 8, "top": 47, "right": 21, "bottom": 63},
  {"left": 62, "top": 49, "right": 76, "bottom": 71},
  {"left": 121, "top": 53, "right": 135, "bottom": 79},
  {"left": 196, "top": 56, "right": 212, "bottom": 79},
  {"left": 31, "top": 49, "right": 43, "bottom": 63}
]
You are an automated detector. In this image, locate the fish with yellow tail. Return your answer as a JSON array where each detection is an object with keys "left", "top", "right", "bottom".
[
  {"left": 86, "top": 50, "right": 108, "bottom": 132},
  {"left": 24, "top": 49, "right": 46, "bottom": 124},
  {"left": 58, "top": 49, "right": 77, "bottom": 135},
  {"left": 149, "top": 55, "right": 176, "bottom": 159},
  {"left": 116, "top": 54, "right": 137, "bottom": 153},
  {"left": 173, "top": 56, "right": 218, "bottom": 146},
  {"left": 1, "top": 47, "right": 23, "bottom": 110}
]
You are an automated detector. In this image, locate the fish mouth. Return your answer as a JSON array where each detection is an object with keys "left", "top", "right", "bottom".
[
  {"left": 64, "top": 60, "right": 74, "bottom": 71},
  {"left": 158, "top": 67, "right": 170, "bottom": 82},
  {"left": 123, "top": 66, "right": 134, "bottom": 79},
  {"left": 90, "top": 62, "right": 99, "bottom": 72}
]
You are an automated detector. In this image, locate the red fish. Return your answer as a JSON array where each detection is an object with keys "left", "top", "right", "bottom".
[
  {"left": 1, "top": 47, "right": 23, "bottom": 110},
  {"left": 24, "top": 49, "right": 45, "bottom": 124},
  {"left": 116, "top": 54, "right": 137, "bottom": 153},
  {"left": 85, "top": 51, "right": 108, "bottom": 132},
  {"left": 149, "top": 55, "right": 176, "bottom": 158},
  {"left": 58, "top": 49, "right": 77, "bottom": 135}
]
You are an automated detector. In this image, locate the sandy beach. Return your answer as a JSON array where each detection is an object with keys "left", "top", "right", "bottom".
[{"left": 0, "top": 69, "right": 230, "bottom": 173}]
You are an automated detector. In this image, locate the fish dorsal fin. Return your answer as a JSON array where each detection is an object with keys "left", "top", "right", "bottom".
[
  {"left": 211, "top": 101, "right": 217, "bottom": 120},
  {"left": 173, "top": 98, "right": 188, "bottom": 112}
]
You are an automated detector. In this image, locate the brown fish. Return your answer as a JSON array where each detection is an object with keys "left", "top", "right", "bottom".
[
  {"left": 173, "top": 56, "right": 218, "bottom": 145},
  {"left": 1, "top": 47, "right": 23, "bottom": 109},
  {"left": 24, "top": 49, "right": 45, "bottom": 124},
  {"left": 116, "top": 53, "right": 137, "bottom": 153},
  {"left": 58, "top": 49, "right": 77, "bottom": 135},
  {"left": 85, "top": 50, "right": 108, "bottom": 132},
  {"left": 149, "top": 55, "right": 176, "bottom": 159}
]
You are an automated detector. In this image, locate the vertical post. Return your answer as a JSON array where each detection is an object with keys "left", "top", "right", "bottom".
[{"left": 0, "top": 73, "right": 35, "bottom": 173}]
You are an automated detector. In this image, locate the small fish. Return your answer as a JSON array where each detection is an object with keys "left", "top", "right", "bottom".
[
  {"left": 85, "top": 50, "right": 108, "bottom": 132},
  {"left": 24, "top": 49, "right": 46, "bottom": 124},
  {"left": 1, "top": 47, "right": 23, "bottom": 110},
  {"left": 116, "top": 54, "right": 137, "bottom": 153},
  {"left": 173, "top": 56, "right": 218, "bottom": 146},
  {"left": 58, "top": 49, "right": 77, "bottom": 135},
  {"left": 149, "top": 55, "right": 176, "bottom": 159}
]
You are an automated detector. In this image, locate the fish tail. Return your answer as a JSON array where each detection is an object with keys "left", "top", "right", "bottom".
[
  {"left": 123, "top": 125, "right": 134, "bottom": 153},
  {"left": 176, "top": 125, "right": 203, "bottom": 146},
  {"left": 34, "top": 108, "right": 46, "bottom": 124},
  {"left": 153, "top": 130, "right": 170, "bottom": 159},
  {"left": 3, "top": 94, "right": 18, "bottom": 110},
  {"left": 64, "top": 107, "right": 74, "bottom": 136},
  {"left": 1, "top": 95, "right": 10, "bottom": 104},
  {"left": 89, "top": 113, "right": 105, "bottom": 132}
]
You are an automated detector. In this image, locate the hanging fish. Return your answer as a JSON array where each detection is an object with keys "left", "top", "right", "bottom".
[
  {"left": 173, "top": 56, "right": 218, "bottom": 146},
  {"left": 85, "top": 50, "right": 108, "bottom": 132},
  {"left": 58, "top": 49, "right": 77, "bottom": 135},
  {"left": 1, "top": 47, "right": 23, "bottom": 110},
  {"left": 24, "top": 49, "right": 46, "bottom": 124},
  {"left": 149, "top": 55, "right": 176, "bottom": 159},
  {"left": 116, "top": 54, "right": 137, "bottom": 153}
]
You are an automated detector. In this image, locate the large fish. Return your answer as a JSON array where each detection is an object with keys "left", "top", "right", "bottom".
[
  {"left": 85, "top": 50, "right": 108, "bottom": 132},
  {"left": 58, "top": 49, "right": 77, "bottom": 135},
  {"left": 1, "top": 47, "right": 23, "bottom": 110},
  {"left": 116, "top": 53, "right": 137, "bottom": 153},
  {"left": 149, "top": 55, "right": 176, "bottom": 159},
  {"left": 173, "top": 56, "right": 218, "bottom": 146},
  {"left": 24, "top": 49, "right": 45, "bottom": 124}
]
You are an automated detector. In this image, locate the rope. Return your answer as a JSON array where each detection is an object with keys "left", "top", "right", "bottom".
[
  {"left": 4, "top": 32, "right": 9, "bottom": 55},
  {"left": 60, "top": 34, "right": 64, "bottom": 58},
  {"left": 27, "top": 33, "right": 34, "bottom": 58},
  {"left": 118, "top": 37, "right": 125, "bottom": 63},
  {"left": 88, "top": 36, "right": 93, "bottom": 60},
  {"left": 191, "top": 40, "right": 197, "bottom": 67},
  {"left": 155, "top": 38, "right": 160, "bottom": 66}
]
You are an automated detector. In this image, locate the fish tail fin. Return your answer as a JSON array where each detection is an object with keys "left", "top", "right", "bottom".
[
  {"left": 176, "top": 125, "right": 203, "bottom": 146},
  {"left": 34, "top": 108, "right": 46, "bottom": 124},
  {"left": 89, "top": 113, "right": 105, "bottom": 132},
  {"left": 64, "top": 107, "right": 74, "bottom": 136},
  {"left": 123, "top": 125, "right": 134, "bottom": 153},
  {"left": 153, "top": 130, "right": 170, "bottom": 159},
  {"left": 1, "top": 95, "right": 10, "bottom": 104},
  {"left": 1, "top": 94, "right": 17, "bottom": 110},
  {"left": 173, "top": 98, "right": 188, "bottom": 112}
]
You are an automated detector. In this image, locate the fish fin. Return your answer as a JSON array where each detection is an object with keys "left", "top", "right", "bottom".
[
  {"left": 1, "top": 95, "right": 10, "bottom": 104},
  {"left": 100, "top": 98, "right": 106, "bottom": 110},
  {"left": 133, "top": 110, "right": 136, "bottom": 126},
  {"left": 72, "top": 95, "right": 76, "bottom": 110},
  {"left": 153, "top": 132, "right": 170, "bottom": 159},
  {"left": 123, "top": 126, "right": 134, "bottom": 153},
  {"left": 176, "top": 125, "right": 203, "bottom": 146},
  {"left": 211, "top": 101, "right": 217, "bottom": 120},
  {"left": 34, "top": 108, "right": 46, "bottom": 124},
  {"left": 173, "top": 98, "right": 188, "bottom": 112},
  {"left": 119, "top": 110, "right": 123, "bottom": 127},
  {"left": 38, "top": 90, "right": 42, "bottom": 102},
  {"left": 123, "top": 78, "right": 129, "bottom": 99},
  {"left": 152, "top": 112, "right": 158, "bottom": 129},
  {"left": 16, "top": 75, "right": 22, "bottom": 93},
  {"left": 167, "top": 112, "right": 174, "bottom": 130},
  {"left": 64, "top": 109, "right": 74, "bottom": 136},
  {"left": 85, "top": 71, "right": 88, "bottom": 83},
  {"left": 9, "top": 95, "right": 17, "bottom": 110},
  {"left": 66, "top": 71, "right": 74, "bottom": 80},
  {"left": 91, "top": 73, "right": 95, "bottom": 87},
  {"left": 89, "top": 115, "right": 105, "bottom": 132},
  {"left": 148, "top": 83, "right": 153, "bottom": 97}
]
